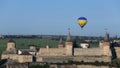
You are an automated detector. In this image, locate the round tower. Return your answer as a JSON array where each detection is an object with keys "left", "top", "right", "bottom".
[
  {"left": 65, "top": 29, "right": 73, "bottom": 56},
  {"left": 6, "top": 39, "right": 17, "bottom": 53},
  {"left": 104, "top": 32, "right": 110, "bottom": 42},
  {"left": 29, "top": 44, "right": 36, "bottom": 51},
  {"left": 102, "top": 32, "right": 111, "bottom": 56},
  {"left": 103, "top": 32, "right": 110, "bottom": 46}
]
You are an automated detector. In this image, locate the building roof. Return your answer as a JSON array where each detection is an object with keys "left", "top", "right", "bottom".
[
  {"left": 19, "top": 49, "right": 36, "bottom": 52},
  {"left": 104, "top": 32, "right": 110, "bottom": 42},
  {"left": 8, "top": 39, "right": 15, "bottom": 43},
  {"left": 59, "top": 37, "right": 63, "bottom": 44},
  {"left": 20, "top": 51, "right": 31, "bottom": 55},
  {"left": 66, "top": 31, "right": 72, "bottom": 42}
]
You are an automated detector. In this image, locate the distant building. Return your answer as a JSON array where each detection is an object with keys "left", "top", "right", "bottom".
[
  {"left": 113, "top": 40, "right": 120, "bottom": 44},
  {"left": 80, "top": 43, "right": 89, "bottom": 48}
]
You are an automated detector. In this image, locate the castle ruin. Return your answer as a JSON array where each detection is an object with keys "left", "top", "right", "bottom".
[{"left": 1, "top": 32, "right": 120, "bottom": 68}]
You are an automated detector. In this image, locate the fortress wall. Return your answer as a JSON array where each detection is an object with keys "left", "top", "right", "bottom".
[
  {"left": 1, "top": 54, "right": 33, "bottom": 63},
  {"left": 36, "top": 56, "right": 43, "bottom": 62},
  {"left": 18, "top": 55, "right": 33, "bottom": 63},
  {"left": 74, "top": 48, "right": 104, "bottom": 56},
  {"left": 103, "top": 46, "right": 112, "bottom": 56},
  {"left": 77, "top": 65, "right": 109, "bottom": 68},
  {"left": 37, "top": 48, "right": 66, "bottom": 56},
  {"left": 73, "top": 56, "right": 111, "bottom": 62},
  {"left": 1, "top": 54, "right": 18, "bottom": 61},
  {"left": 36, "top": 56, "right": 111, "bottom": 63},
  {"left": 1, "top": 54, "right": 10, "bottom": 59},
  {"left": 114, "top": 47, "right": 120, "bottom": 59},
  {"left": 38, "top": 48, "right": 106, "bottom": 57},
  {"left": 42, "top": 57, "right": 71, "bottom": 63},
  {"left": 6, "top": 63, "right": 28, "bottom": 68},
  {"left": 37, "top": 48, "right": 65, "bottom": 56},
  {"left": 36, "top": 56, "right": 72, "bottom": 63}
]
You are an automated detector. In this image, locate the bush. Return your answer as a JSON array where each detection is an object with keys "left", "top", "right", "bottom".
[{"left": 29, "top": 64, "right": 49, "bottom": 68}]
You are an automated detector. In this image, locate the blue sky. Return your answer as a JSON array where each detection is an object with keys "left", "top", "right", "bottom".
[{"left": 0, "top": 0, "right": 120, "bottom": 36}]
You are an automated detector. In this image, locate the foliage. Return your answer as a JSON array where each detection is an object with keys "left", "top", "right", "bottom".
[
  {"left": 29, "top": 64, "right": 49, "bottom": 68},
  {"left": 54, "top": 60, "right": 110, "bottom": 66},
  {"left": 73, "top": 39, "right": 79, "bottom": 48},
  {"left": 0, "top": 59, "right": 7, "bottom": 66},
  {"left": 111, "top": 59, "right": 120, "bottom": 68}
]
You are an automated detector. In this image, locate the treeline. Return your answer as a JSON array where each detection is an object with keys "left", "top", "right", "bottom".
[
  {"left": 0, "top": 35, "right": 119, "bottom": 42},
  {"left": 1, "top": 35, "right": 42, "bottom": 39}
]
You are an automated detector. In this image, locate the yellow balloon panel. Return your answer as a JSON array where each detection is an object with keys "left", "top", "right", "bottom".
[{"left": 77, "top": 20, "right": 87, "bottom": 27}]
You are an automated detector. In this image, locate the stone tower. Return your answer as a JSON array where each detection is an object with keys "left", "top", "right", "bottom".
[
  {"left": 102, "top": 32, "right": 111, "bottom": 56},
  {"left": 29, "top": 44, "right": 36, "bottom": 51},
  {"left": 65, "top": 30, "right": 73, "bottom": 56},
  {"left": 6, "top": 39, "right": 17, "bottom": 53},
  {"left": 58, "top": 37, "right": 64, "bottom": 48},
  {"left": 104, "top": 32, "right": 110, "bottom": 42}
]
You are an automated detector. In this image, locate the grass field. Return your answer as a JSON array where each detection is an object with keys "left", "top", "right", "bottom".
[{"left": 0, "top": 38, "right": 99, "bottom": 59}]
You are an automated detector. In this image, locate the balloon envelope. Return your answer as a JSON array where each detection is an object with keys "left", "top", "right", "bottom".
[{"left": 77, "top": 17, "right": 87, "bottom": 28}]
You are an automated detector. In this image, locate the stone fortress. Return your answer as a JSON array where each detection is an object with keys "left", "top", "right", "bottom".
[{"left": 1, "top": 31, "right": 120, "bottom": 68}]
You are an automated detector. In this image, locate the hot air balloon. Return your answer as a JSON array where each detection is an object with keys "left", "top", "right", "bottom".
[{"left": 77, "top": 17, "right": 87, "bottom": 28}]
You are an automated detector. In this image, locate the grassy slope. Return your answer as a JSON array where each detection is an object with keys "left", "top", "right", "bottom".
[{"left": 0, "top": 39, "right": 8, "bottom": 59}]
